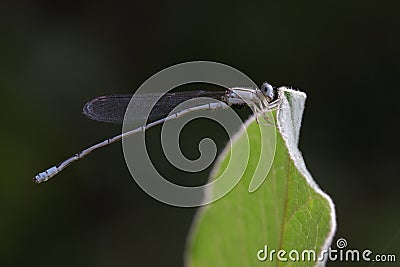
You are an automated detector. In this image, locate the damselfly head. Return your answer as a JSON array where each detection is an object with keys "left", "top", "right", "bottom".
[{"left": 260, "top": 82, "right": 275, "bottom": 102}]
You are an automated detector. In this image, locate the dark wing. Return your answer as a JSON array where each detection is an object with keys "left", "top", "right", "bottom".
[
  {"left": 83, "top": 94, "right": 132, "bottom": 124},
  {"left": 83, "top": 91, "right": 226, "bottom": 124}
]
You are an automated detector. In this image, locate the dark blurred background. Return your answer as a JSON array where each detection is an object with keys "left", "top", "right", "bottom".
[{"left": 1, "top": 1, "right": 399, "bottom": 266}]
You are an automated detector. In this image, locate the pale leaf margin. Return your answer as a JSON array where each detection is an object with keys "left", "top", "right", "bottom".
[{"left": 276, "top": 87, "right": 337, "bottom": 265}]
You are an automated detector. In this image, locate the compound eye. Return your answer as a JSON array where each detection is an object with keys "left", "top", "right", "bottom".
[{"left": 261, "top": 82, "right": 274, "bottom": 101}]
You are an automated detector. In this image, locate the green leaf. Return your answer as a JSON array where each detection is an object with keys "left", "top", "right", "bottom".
[{"left": 185, "top": 88, "right": 336, "bottom": 267}]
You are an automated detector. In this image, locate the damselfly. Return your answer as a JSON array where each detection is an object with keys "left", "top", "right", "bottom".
[{"left": 34, "top": 82, "right": 280, "bottom": 184}]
